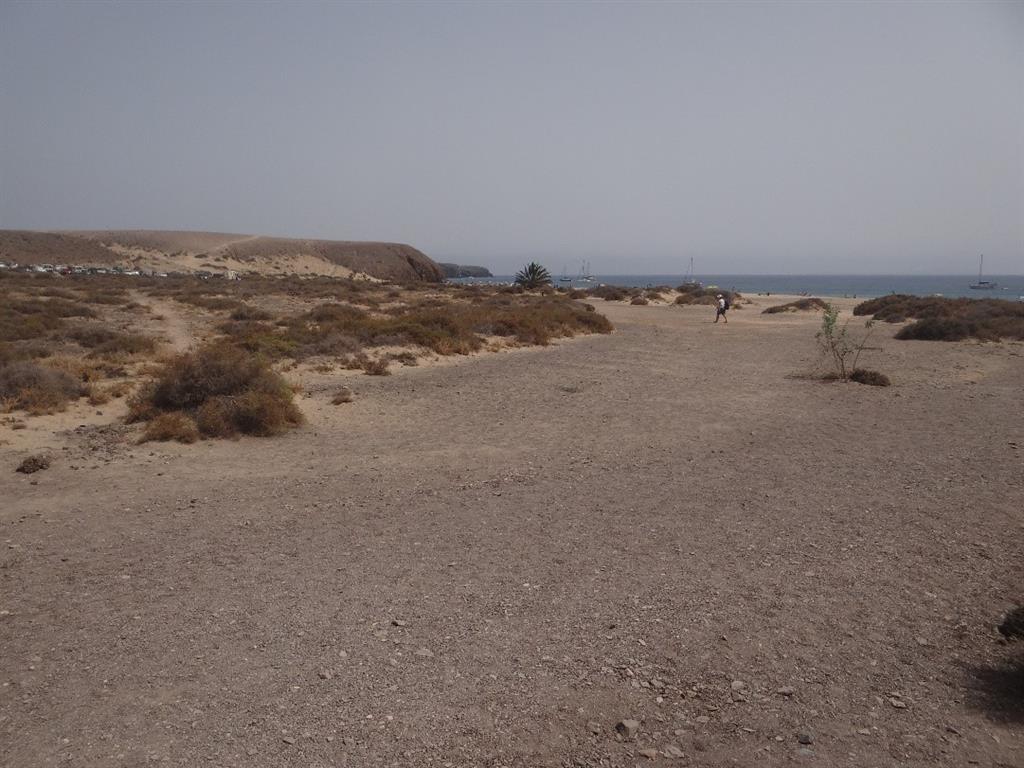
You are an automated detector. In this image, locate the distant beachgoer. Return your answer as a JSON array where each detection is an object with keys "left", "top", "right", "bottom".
[{"left": 715, "top": 294, "right": 728, "bottom": 323}]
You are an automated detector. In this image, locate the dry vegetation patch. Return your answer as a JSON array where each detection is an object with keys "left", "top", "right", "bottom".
[
  {"left": 674, "top": 284, "right": 743, "bottom": 307},
  {"left": 854, "top": 295, "right": 1024, "bottom": 341},
  {"left": 763, "top": 297, "right": 829, "bottom": 314},
  {"left": 129, "top": 341, "right": 303, "bottom": 441}
]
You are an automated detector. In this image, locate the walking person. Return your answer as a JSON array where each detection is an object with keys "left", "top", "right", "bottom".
[{"left": 714, "top": 293, "right": 729, "bottom": 323}]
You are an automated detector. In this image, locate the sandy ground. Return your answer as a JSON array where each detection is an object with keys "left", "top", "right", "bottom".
[{"left": 1, "top": 295, "right": 1023, "bottom": 767}]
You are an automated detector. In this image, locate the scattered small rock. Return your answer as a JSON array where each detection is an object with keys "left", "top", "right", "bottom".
[
  {"left": 856, "top": 728, "right": 872, "bottom": 736},
  {"left": 587, "top": 721, "right": 602, "bottom": 735},
  {"left": 776, "top": 686, "right": 795, "bottom": 697},
  {"left": 317, "top": 670, "right": 332, "bottom": 680},
  {"left": 615, "top": 719, "right": 641, "bottom": 740},
  {"left": 730, "top": 680, "right": 746, "bottom": 691},
  {"left": 889, "top": 697, "right": 907, "bottom": 709},
  {"left": 638, "top": 748, "right": 659, "bottom": 759},
  {"left": 16, "top": 455, "right": 50, "bottom": 474},
  {"left": 282, "top": 736, "right": 296, "bottom": 745},
  {"left": 797, "top": 731, "right": 814, "bottom": 745},
  {"left": 664, "top": 745, "right": 686, "bottom": 758},
  {"left": 391, "top": 619, "right": 408, "bottom": 627},
  {"left": 414, "top": 647, "right": 434, "bottom": 658}
]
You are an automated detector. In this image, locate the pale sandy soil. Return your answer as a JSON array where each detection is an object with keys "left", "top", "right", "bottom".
[{"left": 1, "top": 298, "right": 1023, "bottom": 767}]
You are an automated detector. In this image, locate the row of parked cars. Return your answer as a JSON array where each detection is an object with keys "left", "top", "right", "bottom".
[{"left": 0, "top": 261, "right": 239, "bottom": 280}]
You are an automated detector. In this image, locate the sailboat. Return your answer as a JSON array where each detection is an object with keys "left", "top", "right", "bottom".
[
  {"left": 558, "top": 265, "right": 573, "bottom": 284},
  {"left": 969, "top": 254, "right": 997, "bottom": 290},
  {"left": 679, "top": 257, "right": 701, "bottom": 289},
  {"left": 576, "top": 260, "right": 595, "bottom": 283}
]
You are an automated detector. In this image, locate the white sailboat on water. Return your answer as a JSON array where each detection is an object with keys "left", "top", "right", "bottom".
[
  {"left": 680, "top": 257, "right": 701, "bottom": 289},
  {"left": 969, "top": 254, "right": 997, "bottom": 290}
]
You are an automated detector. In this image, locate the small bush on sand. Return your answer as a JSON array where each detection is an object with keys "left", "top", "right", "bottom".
[
  {"left": 0, "top": 361, "right": 87, "bottom": 414},
  {"left": 362, "top": 358, "right": 391, "bottom": 376},
  {"left": 850, "top": 368, "right": 891, "bottom": 387},
  {"left": 630, "top": 296, "right": 649, "bottom": 306},
  {"left": 15, "top": 454, "right": 50, "bottom": 474},
  {"left": 141, "top": 412, "right": 200, "bottom": 443},
  {"left": 816, "top": 304, "right": 882, "bottom": 383},
  {"left": 130, "top": 341, "right": 302, "bottom": 440},
  {"left": 763, "top": 298, "right": 828, "bottom": 314},
  {"left": 331, "top": 386, "right": 354, "bottom": 404}
]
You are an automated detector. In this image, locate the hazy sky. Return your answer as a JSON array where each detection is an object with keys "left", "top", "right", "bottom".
[{"left": 1, "top": 1, "right": 1021, "bottom": 274}]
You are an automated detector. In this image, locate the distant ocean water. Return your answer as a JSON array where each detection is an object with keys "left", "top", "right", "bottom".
[{"left": 451, "top": 274, "right": 1024, "bottom": 300}]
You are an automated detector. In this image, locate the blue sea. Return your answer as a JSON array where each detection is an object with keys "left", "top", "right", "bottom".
[{"left": 450, "top": 274, "right": 1024, "bottom": 300}]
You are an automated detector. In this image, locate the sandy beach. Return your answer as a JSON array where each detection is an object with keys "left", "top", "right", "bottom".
[{"left": 2, "top": 296, "right": 1023, "bottom": 767}]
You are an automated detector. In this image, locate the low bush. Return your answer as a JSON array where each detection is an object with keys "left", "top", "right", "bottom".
[
  {"left": 362, "top": 358, "right": 391, "bottom": 376},
  {"left": 0, "top": 361, "right": 87, "bottom": 414},
  {"left": 854, "top": 295, "right": 1024, "bottom": 341},
  {"left": 763, "top": 298, "right": 828, "bottom": 314},
  {"left": 630, "top": 296, "right": 649, "bottom": 305},
  {"left": 129, "top": 341, "right": 302, "bottom": 439},
  {"left": 674, "top": 285, "right": 742, "bottom": 306},
  {"left": 850, "top": 368, "right": 892, "bottom": 387},
  {"left": 588, "top": 285, "right": 634, "bottom": 302},
  {"left": 229, "top": 304, "right": 273, "bottom": 321},
  {"left": 331, "top": 386, "right": 354, "bottom": 404},
  {"left": 141, "top": 412, "right": 200, "bottom": 443}
]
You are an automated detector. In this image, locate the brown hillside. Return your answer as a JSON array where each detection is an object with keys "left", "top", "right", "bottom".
[
  {"left": 0, "top": 230, "right": 119, "bottom": 266},
  {"left": 0, "top": 230, "right": 444, "bottom": 282}
]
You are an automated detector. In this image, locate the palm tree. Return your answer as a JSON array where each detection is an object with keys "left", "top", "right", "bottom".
[{"left": 514, "top": 262, "right": 552, "bottom": 289}]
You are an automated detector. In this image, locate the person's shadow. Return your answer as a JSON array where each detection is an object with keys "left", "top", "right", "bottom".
[{"left": 963, "top": 652, "right": 1024, "bottom": 724}]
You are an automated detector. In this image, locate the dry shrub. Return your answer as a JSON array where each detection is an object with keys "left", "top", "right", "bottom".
[
  {"left": 141, "top": 412, "right": 200, "bottom": 443},
  {"left": 64, "top": 326, "right": 157, "bottom": 357},
  {"left": 331, "top": 386, "right": 354, "bottom": 404},
  {"left": 675, "top": 286, "right": 742, "bottom": 306},
  {"left": 763, "top": 298, "right": 828, "bottom": 314},
  {"left": 855, "top": 295, "right": 1024, "bottom": 341},
  {"left": 362, "top": 358, "right": 391, "bottom": 376},
  {"left": 229, "top": 304, "right": 273, "bottom": 321},
  {"left": 0, "top": 361, "right": 86, "bottom": 414},
  {"left": 387, "top": 351, "right": 419, "bottom": 366},
  {"left": 588, "top": 285, "right": 634, "bottom": 302},
  {"left": 850, "top": 368, "right": 892, "bottom": 387},
  {"left": 130, "top": 341, "right": 302, "bottom": 439},
  {"left": 16, "top": 454, "right": 50, "bottom": 473},
  {"left": 630, "top": 296, "right": 649, "bottom": 306},
  {"left": 87, "top": 387, "right": 111, "bottom": 406}
]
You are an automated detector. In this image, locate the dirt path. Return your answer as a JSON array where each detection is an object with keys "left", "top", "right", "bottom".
[
  {"left": 130, "top": 291, "right": 196, "bottom": 352},
  {"left": 1, "top": 300, "right": 1022, "bottom": 767}
]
